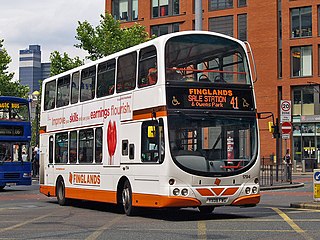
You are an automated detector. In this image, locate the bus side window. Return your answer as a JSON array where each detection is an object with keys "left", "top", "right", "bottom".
[
  {"left": 141, "top": 119, "right": 164, "bottom": 163},
  {"left": 49, "top": 136, "right": 54, "bottom": 164},
  {"left": 56, "top": 75, "right": 70, "bottom": 108},
  {"left": 116, "top": 52, "right": 137, "bottom": 93},
  {"left": 44, "top": 80, "right": 56, "bottom": 110},
  {"left": 71, "top": 71, "right": 80, "bottom": 104},
  {"left": 129, "top": 144, "right": 134, "bottom": 160},
  {"left": 97, "top": 59, "right": 115, "bottom": 98},
  {"left": 138, "top": 45, "right": 157, "bottom": 87},
  {"left": 69, "top": 131, "right": 77, "bottom": 163},
  {"left": 55, "top": 132, "right": 68, "bottom": 164},
  {"left": 95, "top": 127, "right": 103, "bottom": 163},
  {"left": 80, "top": 66, "right": 96, "bottom": 102},
  {"left": 122, "top": 140, "right": 129, "bottom": 156}
]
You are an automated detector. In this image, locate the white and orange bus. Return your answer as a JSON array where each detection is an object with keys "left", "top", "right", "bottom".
[{"left": 39, "top": 31, "right": 260, "bottom": 215}]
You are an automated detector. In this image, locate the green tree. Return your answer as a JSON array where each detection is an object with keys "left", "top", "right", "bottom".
[
  {"left": 0, "top": 39, "right": 29, "bottom": 97},
  {"left": 75, "top": 13, "right": 151, "bottom": 61},
  {"left": 49, "top": 51, "right": 84, "bottom": 76}
]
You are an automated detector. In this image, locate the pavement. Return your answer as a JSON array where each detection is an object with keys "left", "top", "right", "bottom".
[{"left": 261, "top": 171, "right": 320, "bottom": 210}]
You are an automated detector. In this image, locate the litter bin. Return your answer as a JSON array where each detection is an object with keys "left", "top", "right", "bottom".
[{"left": 304, "top": 158, "right": 317, "bottom": 172}]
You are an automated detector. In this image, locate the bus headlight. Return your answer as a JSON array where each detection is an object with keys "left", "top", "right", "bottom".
[
  {"left": 181, "top": 188, "right": 188, "bottom": 196},
  {"left": 252, "top": 186, "right": 258, "bottom": 194},
  {"left": 173, "top": 188, "right": 180, "bottom": 196},
  {"left": 245, "top": 187, "right": 251, "bottom": 195}
]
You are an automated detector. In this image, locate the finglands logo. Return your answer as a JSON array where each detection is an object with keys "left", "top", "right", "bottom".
[{"left": 69, "top": 172, "right": 101, "bottom": 186}]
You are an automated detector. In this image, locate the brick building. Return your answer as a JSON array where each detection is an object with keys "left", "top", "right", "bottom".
[{"left": 105, "top": 0, "right": 320, "bottom": 168}]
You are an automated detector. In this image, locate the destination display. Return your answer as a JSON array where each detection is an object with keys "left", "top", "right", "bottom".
[
  {"left": 166, "top": 87, "right": 254, "bottom": 111},
  {"left": 0, "top": 126, "right": 23, "bottom": 136},
  {"left": 0, "top": 103, "right": 20, "bottom": 109}
]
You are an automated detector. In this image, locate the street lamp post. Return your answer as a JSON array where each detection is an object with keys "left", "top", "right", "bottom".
[{"left": 32, "top": 91, "right": 40, "bottom": 147}]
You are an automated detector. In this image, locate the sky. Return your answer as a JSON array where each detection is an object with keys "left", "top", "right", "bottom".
[{"left": 0, "top": 0, "right": 105, "bottom": 79}]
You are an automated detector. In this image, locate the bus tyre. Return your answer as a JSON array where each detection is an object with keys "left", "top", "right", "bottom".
[
  {"left": 0, "top": 186, "right": 4, "bottom": 191},
  {"left": 56, "top": 178, "right": 68, "bottom": 206},
  {"left": 122, "top": 180, "right": 136, "bottom": 216},
  {"left": 198, "top": 206, "right": 215, "bottom": 214}
]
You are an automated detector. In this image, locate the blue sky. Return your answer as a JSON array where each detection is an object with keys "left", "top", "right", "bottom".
[{"left": 0, "top": 0, "right": 105, "bottom": 79}]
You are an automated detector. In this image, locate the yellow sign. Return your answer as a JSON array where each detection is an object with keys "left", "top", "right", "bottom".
[
  {"left": 314, "top": 184, "right": 320, "bottom": 199},
  {"left": 148, "top": 126, "right": 156, "bottom": 138},
  {"left": 0, "top": 103, "right": 20, "bottom": 109}
]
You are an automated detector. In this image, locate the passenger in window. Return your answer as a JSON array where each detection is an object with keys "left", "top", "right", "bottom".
[{"left": 148, "top": 63, "right": 157, "bottom": 85}]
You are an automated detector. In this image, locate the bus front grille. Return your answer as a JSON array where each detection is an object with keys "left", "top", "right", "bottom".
[{"left": 4, "top": 173, "right": 20, "bottom": 179}]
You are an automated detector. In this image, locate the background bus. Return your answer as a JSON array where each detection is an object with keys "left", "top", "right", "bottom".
[
  {"left": 0, "top": 96, "right": 32, "bottom": 190},
  {"left": 39, "top": 31, "right": 260, "bottom": 215}
]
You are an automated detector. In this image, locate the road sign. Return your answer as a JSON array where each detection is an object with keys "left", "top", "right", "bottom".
[
  {"left": 280, "top": 100, "right": 291, "bottom": 123},
  {"left": 314, "top": 170, "right": 320, "bottom": 201},
  {"left": 281, "top": 121, "right": 292, "bottom": 134}
]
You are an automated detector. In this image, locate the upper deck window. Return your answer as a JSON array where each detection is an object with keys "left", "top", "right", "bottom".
[
  {"left": 0, "top": 101, "right": 29, "bottom": 121},
  {"left": 97, "top": 59, "right": 116, "bottom": 98},
  {"left": 116, "top": 52, "right": 137, "bottom": 93},
  {"left": 56, "top": 75, "right": 70, "bottom": 108},
  {"left": 138, "top": 46, "right": 157, "bottom": 87},
  {"left": 44, "top": 80, "right": 56, "bottom": 110},
  {"left": 165, "top": 34, "right": 250, "bottom": 84},
  {"left": 80, "top": 66, "right": 96, "bottom": 102}
]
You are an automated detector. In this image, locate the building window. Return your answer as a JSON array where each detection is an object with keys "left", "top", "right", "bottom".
[
  {"left": 209, "top": 16, "right": 233, "bottom": 37},
  {"left": 291, "top": 6, "right": 312, "bottom": 38},
  {"left": 292, "top": 86, "right": 319, "bottom": 116},
  {"left": 237, "top": 14, "right": 247, "bottom": 41},
  {"left": 112, "top": 0, "right": 138, "bottom": 21},
  {"left": 209, "top": 0, "right": 233, "bottom": 11},
  {"left": 238, "top": 0, "right": 246, "bottom": 7},
  {"left": 152, "top": 0, "right": 179, "bottom": 18},
  {"left": 151, "top": 23, "right": 179, "bottom": 37},
  {"left": 291, "top": 46, "right": 312, "bottom": 77}
]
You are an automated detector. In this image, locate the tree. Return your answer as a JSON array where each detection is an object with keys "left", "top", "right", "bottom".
[
  {"left": 0, "top": 39, "right": 29, "bottom": 97},
  {"left": 75, "top": 13, "right": 151, "bottom": 61},
  {"left": 49, "top": 51, "right": 84, "bottom": 76}
]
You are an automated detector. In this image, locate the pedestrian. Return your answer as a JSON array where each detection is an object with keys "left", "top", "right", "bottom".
[{"left": 284, "top": 149, "right": 291, "bottom": 182}]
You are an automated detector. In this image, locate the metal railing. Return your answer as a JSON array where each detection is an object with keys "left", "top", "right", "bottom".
[{"left": 260, "top": 157, "right": 292, "bottom": 187}]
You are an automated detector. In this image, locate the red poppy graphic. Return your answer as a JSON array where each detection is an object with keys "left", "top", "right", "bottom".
[{"left": 107, "top": 120, "right": 117, "bottom": 165}]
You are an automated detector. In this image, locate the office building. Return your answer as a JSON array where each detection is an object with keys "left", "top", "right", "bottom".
[
  {"left": 106, "top": 0, "right": 320, "bottom": 168},
  {"left": 19, "top": 45, "right": 51, "bottom": 93}
]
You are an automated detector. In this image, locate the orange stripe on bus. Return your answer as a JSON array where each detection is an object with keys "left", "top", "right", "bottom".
[
  {"left": 221, "top": 187, "right": 239, "bottom": 196},
  {"left": 132, "top": 193, "right": 201, "bottom": 208},
  {"left": 211, "top": 188, "right": 225, "bottom": 196},
  {"left": 40, "top": 185, "right": 201, "bottom": 208},
  {"left": 196, "top": 188, "right": 214, "bottom": 196},
  {"left": 231, "top": 194, "right": 260, "bottom": 206},
  {"left": 40, "top": 185, "right": 56, "bottom": 197},
  {"left": 66, "top": 187, "right": 117, "bottom": 204},
  {"left": 133, "top": 110, "right": 167, "bottom": 121}
]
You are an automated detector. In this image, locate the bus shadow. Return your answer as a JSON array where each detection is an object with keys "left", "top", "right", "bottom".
[{"left": 48, "top": 199, "right": 257, "bottom": 221}]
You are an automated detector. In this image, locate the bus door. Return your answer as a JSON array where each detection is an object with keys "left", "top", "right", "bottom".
[{"left": 46, "top": 136, "right": 55, "bottom": 185}]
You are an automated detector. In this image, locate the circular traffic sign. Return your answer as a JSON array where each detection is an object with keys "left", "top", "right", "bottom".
[
  {"left": 281, "top": 101, "right": 291, "bottom": 112},
  {"left": 282, "top": 122, "right": 292, "bottom": 134}
]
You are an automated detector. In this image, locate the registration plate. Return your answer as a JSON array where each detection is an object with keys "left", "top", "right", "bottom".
[
  {"left": 6, "top": 183, "right": 16, "bottom": 186},
  {"left": 206, "top": 197, "right": 228, "bottom": 203}
]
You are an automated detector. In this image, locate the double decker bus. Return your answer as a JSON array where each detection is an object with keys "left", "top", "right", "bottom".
[
  {"left": 0, "top": 96, "right": 32, "bottom": 190},
  {"left": 39, "top": 31, "right": 260, "bottom": 215}
]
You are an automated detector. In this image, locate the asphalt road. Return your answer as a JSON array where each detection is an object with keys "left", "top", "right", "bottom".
[{"left": 0, "top": 174, "right": 319, "bottom": 240}]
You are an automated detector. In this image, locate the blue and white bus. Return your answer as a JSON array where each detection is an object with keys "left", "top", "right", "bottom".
[{"left": 0, "top": 96, "right": 32, "bottom": 190}]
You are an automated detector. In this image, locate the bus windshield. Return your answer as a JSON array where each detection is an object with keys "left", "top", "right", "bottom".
[
  {"left": 165, "top": 34, "right": 250, "bottom": 84},
  {"left": 0, "top": 142, "right": 30, "bottom": 162},
  {"left": 0, "top": 101, "right": 30, "bottom": 121},
  {"left": 168, "top": 114, "right": 257, "bottom": 175}
]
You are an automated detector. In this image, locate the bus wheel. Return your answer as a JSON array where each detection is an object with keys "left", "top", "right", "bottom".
[
  {"left": 56, "top": 178, "right": 68, "bottom": 206},
  {"left": 0, "top": 186, "right": 4, "bottom": 191},
  {"left": 122, "top": 180, "right": 136, "bottom": 216},
  {"left": 198, "top": 206, "right": 215, "bottom": 214}
]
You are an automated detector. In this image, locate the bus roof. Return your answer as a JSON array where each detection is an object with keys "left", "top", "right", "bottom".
[
  {"left": 0, "top": 96, "right": 29, "bottom": 104},
  {"left": 42, "top": 30, "right": 246, "bottom": 84}
]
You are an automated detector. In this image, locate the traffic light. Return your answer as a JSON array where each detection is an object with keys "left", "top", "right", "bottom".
[{"left": 268, "top": 121, "right": 274, "bottom": 133}]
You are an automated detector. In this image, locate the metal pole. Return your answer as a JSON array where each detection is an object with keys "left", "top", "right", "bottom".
[
  {"left": 195, "top": 0, "right": 202, "bottom": 30},
  {"left": 275, "top": 118, "right": 280, "bottom": 182},
  {"left": 35, "top": 100, "right": 39, "bottom": 146}
]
